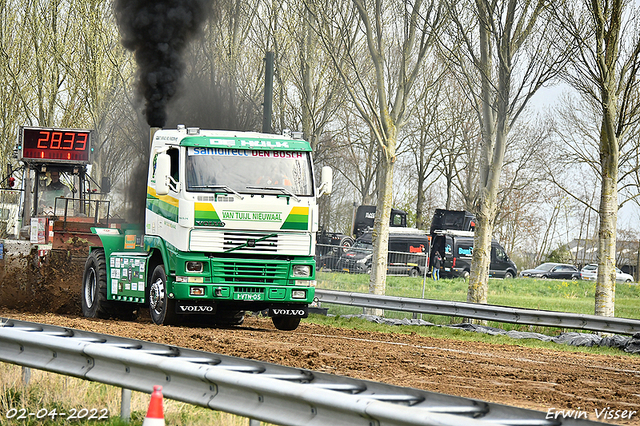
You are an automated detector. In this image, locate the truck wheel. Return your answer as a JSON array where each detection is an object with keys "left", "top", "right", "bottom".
[
  {"left": 82, "top": 249, "right": 109, "bottom": 318},
  {"left": 272, "top": 316, "right": 301, "bottom": 331},
  {"left": 504, "top": 271, "right": 514, "bottom": 279},
  {"left": 337, "top": 236, "right": 354, "bottom": 256},
  {"left": 409, "top": 268, "right": 420, "bottom": 277},
  {"left": 149, "top": 264, "right": 177, "bottom": 325}
]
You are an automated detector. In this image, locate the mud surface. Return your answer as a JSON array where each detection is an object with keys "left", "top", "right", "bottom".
[
  {"left": 1, "top": 258, "right": 640, "bottom": 425},
  {"left": 0, "top": 251, "right": 84, "bottom": 315},
  {"left": 0, "top": 310, "right": 638, "bottom": 425}
]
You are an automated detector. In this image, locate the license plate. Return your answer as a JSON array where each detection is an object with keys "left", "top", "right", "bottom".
[
  {"left": 342, "top": 268, "right": 350, "bottom": 272},
  {"left": 234, "top": 292, "right": 264, "bottom": 301}
]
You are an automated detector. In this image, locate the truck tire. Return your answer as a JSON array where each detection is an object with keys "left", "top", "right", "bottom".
[
  {"left": 338, "top": 236, "right": 354, "bottom": 255},
  {"left": 82, "top": 249, "right": 110, "bottom": 319},
  {"left": 149, "top": 264, "right": 178, "bottom": 326},
  {"left": 272, "top": 316, "right": 301, "bottom": 331}
]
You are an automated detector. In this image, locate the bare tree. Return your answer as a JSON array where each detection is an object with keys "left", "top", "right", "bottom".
[
  {"left": 309, "top": 0, "right": 443, "bottom": 306},
  {"left": 551, "top": 1, "right": 640, "bottom": 316},
  {"left": 441, "top": 0, "right": 568, "bottom": 305}
]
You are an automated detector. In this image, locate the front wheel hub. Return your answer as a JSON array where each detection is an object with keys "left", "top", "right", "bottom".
[
  {"left": 84, "top": 268, "right": 96, "bottom": 308},
  {"left": 149, "top": 279, "right": 165, "bottom": 312}
]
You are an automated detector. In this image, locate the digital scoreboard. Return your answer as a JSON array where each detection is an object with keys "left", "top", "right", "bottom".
[{"left": 18, "top": 126, "right": 92, "bottom": 164}]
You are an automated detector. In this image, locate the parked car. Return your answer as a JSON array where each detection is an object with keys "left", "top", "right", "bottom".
[
  {"left": 580, "top": 264, "right": 635, "bottom": 283},
  {"left": 519, "top": 263, "right": 580, "bottom": 280}
]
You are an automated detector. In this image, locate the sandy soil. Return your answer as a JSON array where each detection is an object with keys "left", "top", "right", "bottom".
[{"left": 0, "top": 257, "right": 639, "bottom": 425}]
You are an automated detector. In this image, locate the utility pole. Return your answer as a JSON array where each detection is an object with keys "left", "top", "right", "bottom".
[{"left": 262, "top": 52, "right": 274, "bottom": 134}]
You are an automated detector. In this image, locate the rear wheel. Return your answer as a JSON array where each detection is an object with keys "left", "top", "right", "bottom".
[
  {"left": 338, "top": 236, "right": 354, "bottom": 255},
  {"left": 82, "top": 249, "right": 109, "bottom": 318},
  {"left": 409, "top": 268, "right": 420, "bottom": 277},
  {"left": 149, "top": 264, "right": 177, "bottom": 325},
  {"left": 272, "top": 316, "right": 301, "bottom": 331}
]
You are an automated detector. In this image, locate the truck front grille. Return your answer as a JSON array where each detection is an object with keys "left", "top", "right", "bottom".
[
  {"left": 212, "top": 260, "right": 289, "bottom": 285},
  {"left": 190, "top": 230, "right": 311, "bottom": 255},
  {"left": 223, "top": 232, "right": 278, "bottom": 253}
]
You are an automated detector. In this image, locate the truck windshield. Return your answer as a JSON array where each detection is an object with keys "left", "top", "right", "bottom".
[{"left": 186, "top": 148, "right": 314, "bottom": 196}]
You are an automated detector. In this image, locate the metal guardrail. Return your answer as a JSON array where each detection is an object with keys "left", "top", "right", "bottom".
[
  {"left": 0, "top": 317, "right": 606, "bottom": 426},
  {"left": 315, "top": 289, "right": 640, "bottom": 335}
]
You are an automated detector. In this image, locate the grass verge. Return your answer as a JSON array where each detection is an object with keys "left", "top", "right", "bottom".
[
  {"left": 313, "top": 272, "right": 640, "bottom": 355},
  {"left": 0, "top": 363, "right": 258, "bottom": 426}
]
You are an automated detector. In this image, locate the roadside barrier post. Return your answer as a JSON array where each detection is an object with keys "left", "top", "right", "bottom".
[{"left": 121, "top": 388, "right": 132, "bottom": 422}]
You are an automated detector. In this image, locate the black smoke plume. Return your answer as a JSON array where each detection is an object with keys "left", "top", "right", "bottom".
[{"left": 114, "top": 0, "right": 213, "bottom": 127}]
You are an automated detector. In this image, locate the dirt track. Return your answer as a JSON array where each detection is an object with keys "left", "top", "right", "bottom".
[
  {"left": 0, "top": 257, "right": 639, "bottom": 425},
  {"left": 0, "top": 310, "right": 638, "bottom": 425}
]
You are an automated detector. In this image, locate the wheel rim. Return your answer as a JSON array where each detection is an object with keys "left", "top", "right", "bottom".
[
  {"left": 84, "top": 268, "right": 96, "bottom": 308},
  {"left": 149, "top": 277, "right": 166, "bottom": 314}
]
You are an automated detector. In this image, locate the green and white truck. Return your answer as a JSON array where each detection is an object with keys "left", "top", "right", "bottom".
[{"left": 81, "top": 126, "right": 332, "bottom": 331}]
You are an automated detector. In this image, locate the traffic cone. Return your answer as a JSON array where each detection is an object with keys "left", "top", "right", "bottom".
[{"left": 142, "top": 385, "right": 165, "bottom": 426}]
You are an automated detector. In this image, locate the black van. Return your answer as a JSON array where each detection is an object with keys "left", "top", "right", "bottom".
[
  {"left": 430, "top": 230, "right": 517, "bottom": 279},
  {"left": 336, "top": 229, "right": 429, "bottom": 276}
]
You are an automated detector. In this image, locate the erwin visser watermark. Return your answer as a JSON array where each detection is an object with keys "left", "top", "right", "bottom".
[{"left": 546, "top": 407, "right": 637, "bottom": 421}]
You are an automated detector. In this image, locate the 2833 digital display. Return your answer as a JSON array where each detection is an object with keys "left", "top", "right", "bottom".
[{"left": 19, "top": 126, "right": 92, "bottom": 164}]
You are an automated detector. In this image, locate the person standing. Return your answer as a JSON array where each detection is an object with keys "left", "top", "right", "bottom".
[
  {"left": 433, "top": 251, "right": 442, "bottom": 280},
  {"left": 39, "top": 171, "right": 72, "bottom": 213}
]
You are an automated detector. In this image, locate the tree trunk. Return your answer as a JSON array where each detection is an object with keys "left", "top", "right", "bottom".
[
  {"left": 368, "top": 137, "right": 396, "bottom": 316},
  {"left": 595, "top": 120, "right": 618, "bottom": 317},
  {"left": 468, "top": 205, "right": 491, "bottom": 303},
  {"left": 467, "top": 0, "right": 495, "bottom": 305},
  {"left": 415, "top": 175, "right": 425, "bottom": 229},
  {"left": 467, "top": 127, "right": 506, "bottom": 304}
]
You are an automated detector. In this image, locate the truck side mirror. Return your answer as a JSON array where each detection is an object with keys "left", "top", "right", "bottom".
[
  {"left": 155, "top": 152, "right": 171, "bottom": 196},
  {"left": 318, "top": 166, "right": 332, "bottom": 196}
]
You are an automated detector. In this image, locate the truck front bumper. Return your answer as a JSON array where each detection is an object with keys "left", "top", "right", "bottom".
[{"left": 170, "top": 282, "right": 315, "bottom": 304}]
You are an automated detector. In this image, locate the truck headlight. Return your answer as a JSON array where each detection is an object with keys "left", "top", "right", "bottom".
[
  {"left": 292, "top": 289, "right": 307, "bottom": 299},
  {"left": 293, "top": 265, "right": 311, "bottom": 277},
  {"left": 190, "top": 286, "right": 205, "bottom": 296},
  {"left": 177, "top": 276, "right": 204, "bottom": 283},
  {"left": 186, "top": 261, "right": 203, "bottom": 273}
]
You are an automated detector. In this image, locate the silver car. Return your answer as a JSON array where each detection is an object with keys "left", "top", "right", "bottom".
[{"left": 580, "top": 264, "right": 634, "bottom": 283}]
